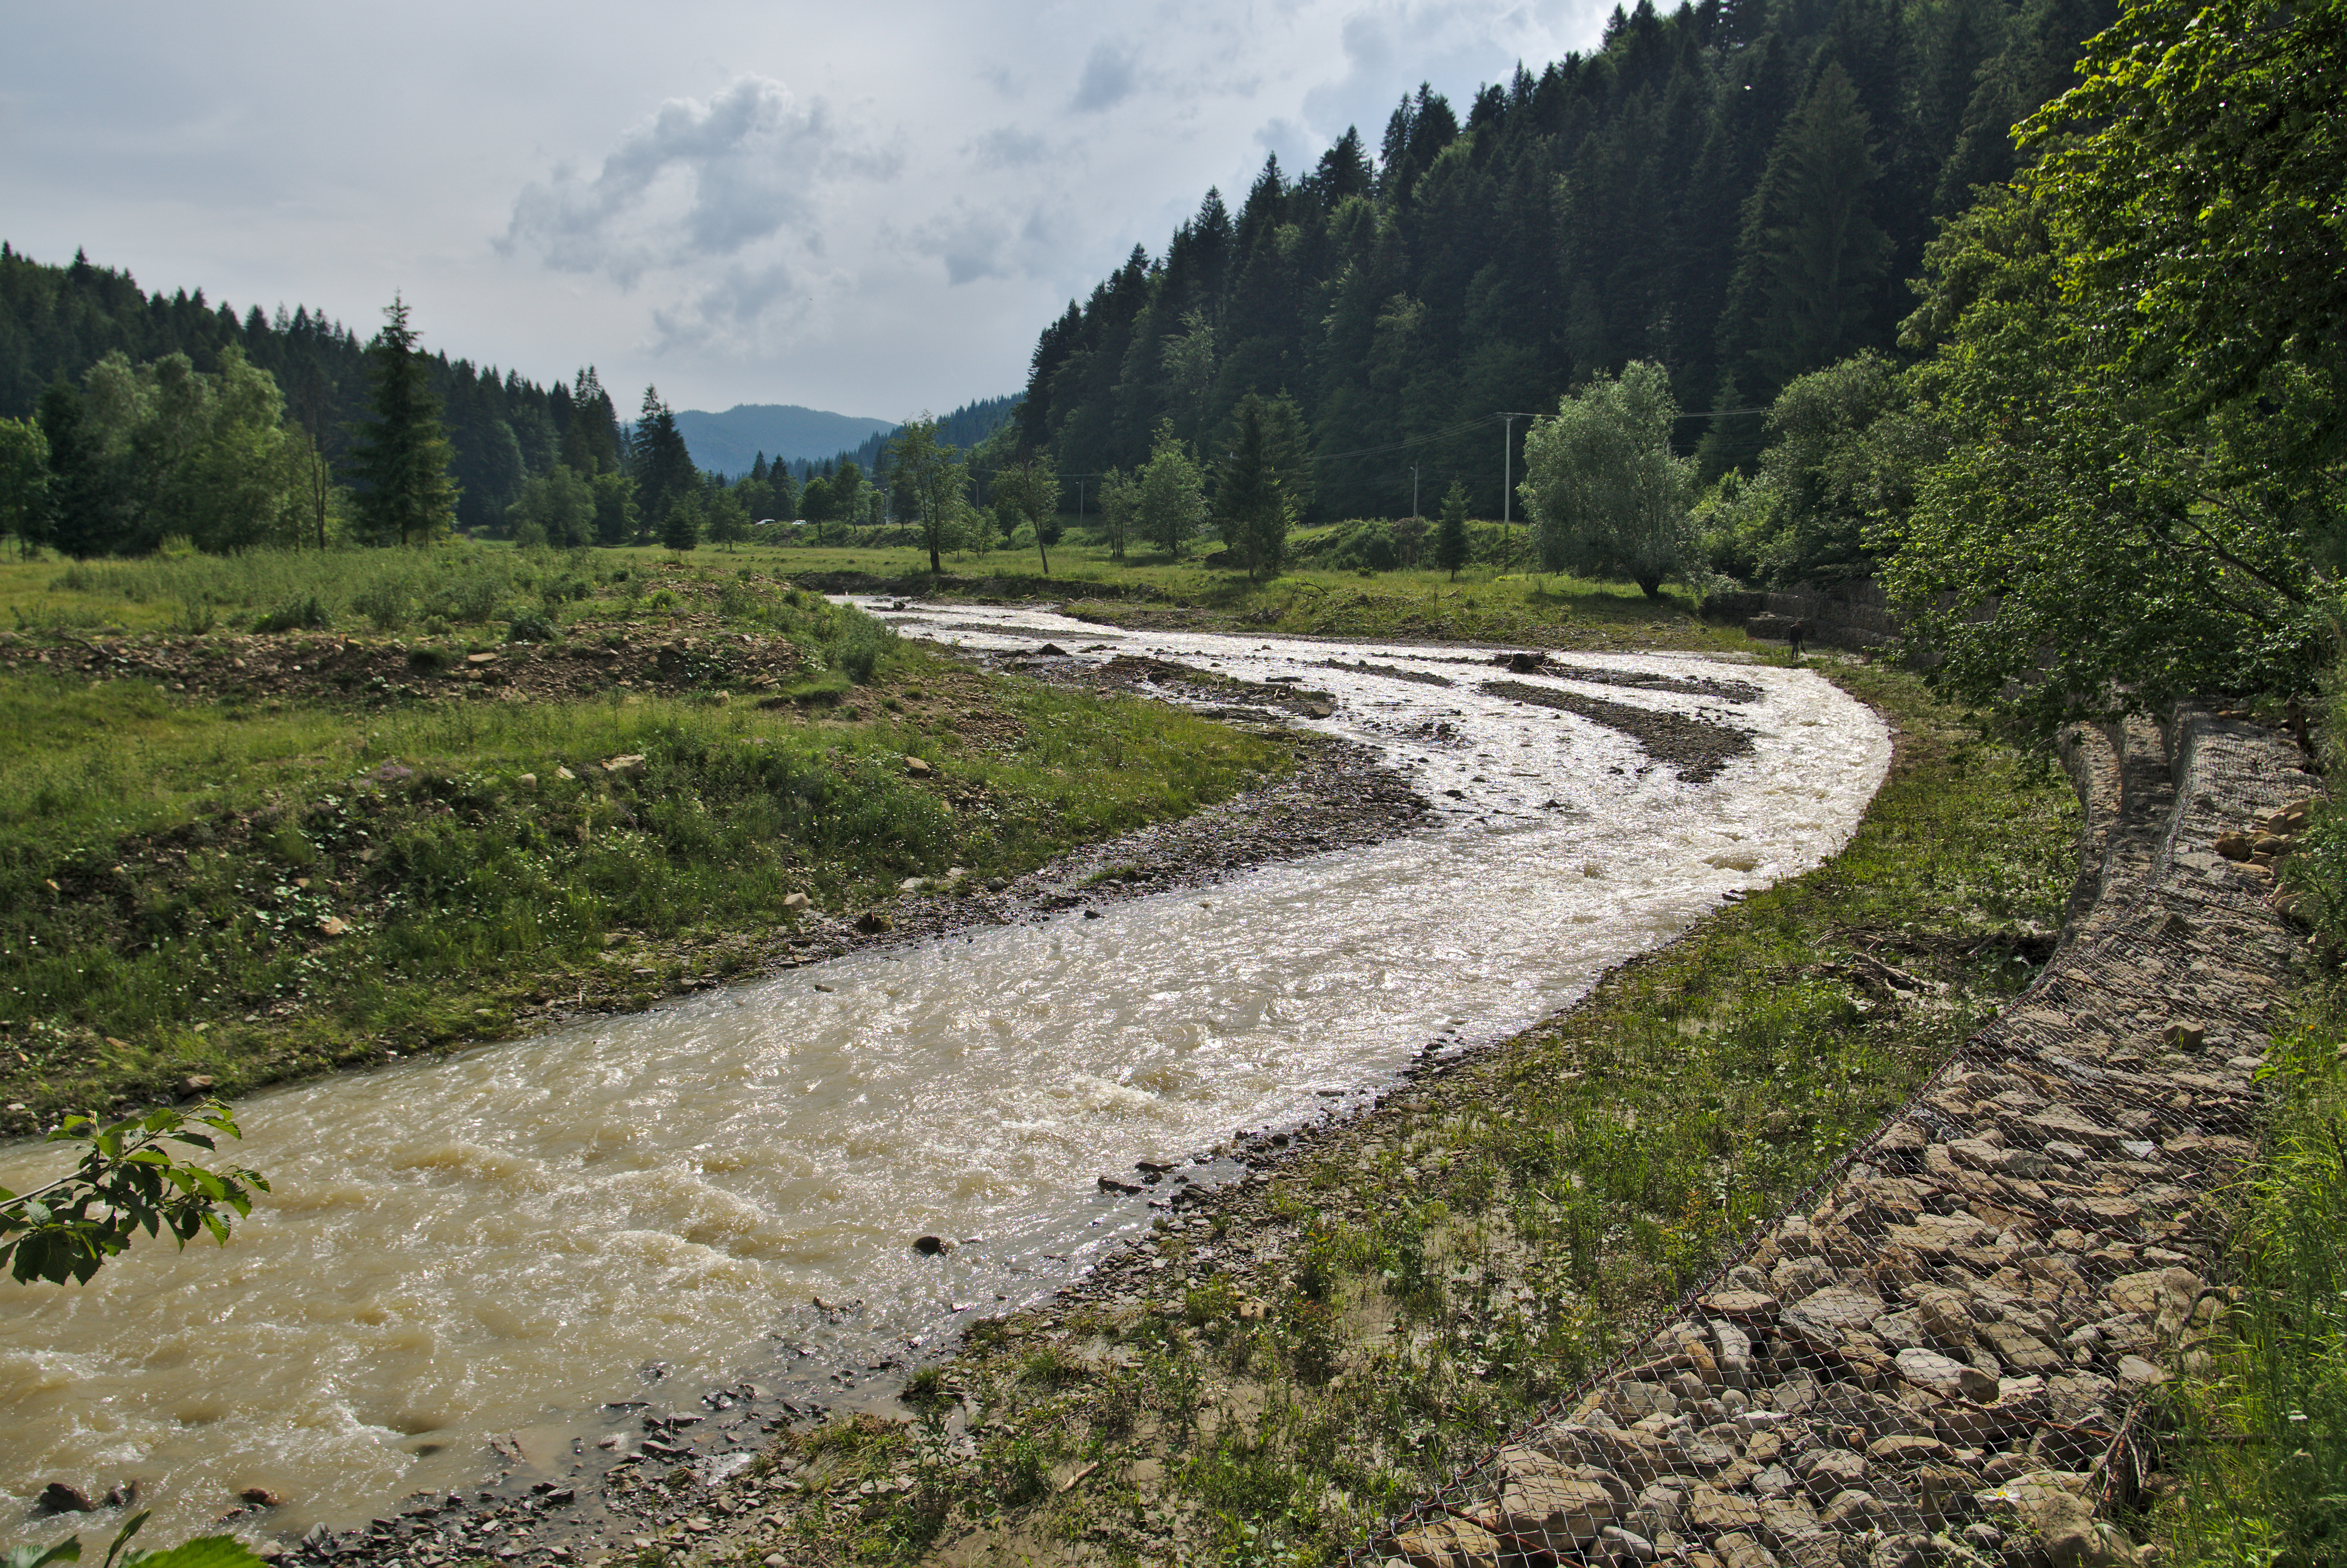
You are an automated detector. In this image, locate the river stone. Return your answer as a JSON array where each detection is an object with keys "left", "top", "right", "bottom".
[
  {"left": 1701, "top": 1291, "right": 1780, "bottom": 1322},
  {"left": 1782, "top": 1287, "right": 1883, "bottom": 1346},
  {"left": 1539, "top": 1424, "right": 1676, "bottom": 1485},
  {"left": 1910, "top": 1287, "right": 1978, "bottom": 1347},
  {"left": 1601, "top": 1524, "right": 1658, "bottom": 1563},
  {"left": 1866, "top": 1436, "right": 1949, "bottom": 1468},
  {"left": 1801, "top": 1451, "right": 1867, "bottom": 1501},
  {"left": 1605, "top": 1381, "right": 1675, "bottom": 1421},
  {"left": 1632, "top": 1483, "right": 1688, "bottom": 1537},
  {"left": 1978, "top": 1322, "right": 2064, "bottom": 1373},
  {"left": 1711, "top": 1531, "right": 1780, "bottom": 1568},
  {"left": 1391, "top": 1516, "right": 1502, "bottom": 1568},
  {"left": 1756, "top": 1497, "right": 1822, "bottom": 1548},
  {"left": 1688, "top": 1485, "right": 1766, "bottom": 1538},
  {"left": 1822, "top": 1491, "right": 1890, "bottom": 1530},
  {"left": 2108, "top": 1267, "right": 2203, "bottom": 1332},
  {"left": 1884, "top": 1214, "right": 1990, "bottom": 1258},
  {"left": 1495, "top": 1450, "right": 1629, "bottom": 1547},
  {"left": 1895, "top": 1349, "right": 1999, "bottom": 1403},
  {"left": 2020, "top": 1106, "right": 2123, "bottom": 1153}
]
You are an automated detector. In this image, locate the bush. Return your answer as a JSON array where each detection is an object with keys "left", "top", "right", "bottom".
[
  {"left": 251, "top": 593, "right": 330, "bottom": 633},
  {"left": 505, "top": 608, "right": 557, "bottom": 643},
  {"left": 353, "top": 579, "right": 412, "bottom": 632}
]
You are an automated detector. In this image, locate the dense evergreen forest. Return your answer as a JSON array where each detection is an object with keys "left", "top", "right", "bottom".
[
  {"left": 0, "top": 244, "right": 632, "bottom": 537},
  {"left": 1014, "top": 0, "right": 2113, "bottom": 518},
  {"left": 0, "top": 244, "right": 1016, "bottom": 553}
]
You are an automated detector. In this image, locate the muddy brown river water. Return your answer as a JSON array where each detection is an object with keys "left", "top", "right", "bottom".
[{"left": 0, "top": 610, "right": 1889, "bottom": 1549}]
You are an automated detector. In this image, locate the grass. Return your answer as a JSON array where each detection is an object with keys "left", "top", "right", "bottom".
[
  {"left": 716, "top": 659, "right": 2081, "bottom": 1566},
  {"left": 2145, "top": 1025, "right": 2347, "bottom": 1568},
  {"left": 0, "top": 550, "right": 1288, "bottom": 1130}
]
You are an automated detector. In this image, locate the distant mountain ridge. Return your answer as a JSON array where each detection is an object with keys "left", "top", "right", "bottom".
[{"left": 671, "top": 404, "right": 896, "bottom": 476}]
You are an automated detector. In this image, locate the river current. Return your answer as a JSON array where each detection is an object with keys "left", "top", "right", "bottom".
[{"left": 0, "top": 607, "right": 1889, "bottom": 1547}]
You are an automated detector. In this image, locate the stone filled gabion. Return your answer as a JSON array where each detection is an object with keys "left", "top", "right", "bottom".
[{"left": 1373, "top": 707, "right": 2318, "bottom": 1568}]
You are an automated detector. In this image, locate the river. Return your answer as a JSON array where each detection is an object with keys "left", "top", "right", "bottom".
[{"left": 0, "top": 607, "right": 1889, "bottom": 1549}]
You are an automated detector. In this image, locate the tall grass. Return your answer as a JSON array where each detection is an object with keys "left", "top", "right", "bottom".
[{"left": 2156, "top": 1028, "right": 2347, "bottom": 1568}]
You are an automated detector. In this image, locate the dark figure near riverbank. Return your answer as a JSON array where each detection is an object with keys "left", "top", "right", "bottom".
[{"left": 1789, "top": 619, "right": 1810, "bottom": 657}]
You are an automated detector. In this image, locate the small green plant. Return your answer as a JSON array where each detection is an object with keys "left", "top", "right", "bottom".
[
  {"left": 251, "top": 594, "right": 331, "bottom": 634},
  {"left": 0, "top": 1102, "right": 267, "bottom": 1285},
  {"left": 505, "top": 608, "right": 557, "bottom": 643},
  {"left": 7, "top": 1509, "right": 270, "bottom": 1568}
]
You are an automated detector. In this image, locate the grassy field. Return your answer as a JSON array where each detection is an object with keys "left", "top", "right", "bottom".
[
  {"left": 696, "top": 660, "right": 2082, "bottom": 1568},
  {"left": 0, "top": 528, "right": 1742, "bottom": 653},
  {"left": 0, "top": 549, "right": 1291, "bottom": 1132}
]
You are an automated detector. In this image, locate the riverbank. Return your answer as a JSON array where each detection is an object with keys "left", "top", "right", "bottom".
[
  {"left": 0, "top": 577, "right": 1318, "bottom": 1135},
  {"left": 481, "top": 657, "right": 2082, "bottom": 1568}
]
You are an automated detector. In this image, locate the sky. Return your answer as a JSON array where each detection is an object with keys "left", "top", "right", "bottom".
[{"left": 2, "top": 0, "right": 1614, "bottom": 421}]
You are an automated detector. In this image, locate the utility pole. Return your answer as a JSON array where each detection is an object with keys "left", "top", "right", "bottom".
[{"left": 1411, "top": 464, "right": 1421, "bottom": 520}]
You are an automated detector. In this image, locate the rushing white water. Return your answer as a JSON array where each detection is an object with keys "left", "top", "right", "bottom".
[{"left": 0, "top": 610, "right": 1888, "bottom": 1548}]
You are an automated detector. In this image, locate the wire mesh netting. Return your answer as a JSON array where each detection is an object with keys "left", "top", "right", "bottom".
[{"left": 1359, "top": 707, "right": 2317, "bottom": 1568}]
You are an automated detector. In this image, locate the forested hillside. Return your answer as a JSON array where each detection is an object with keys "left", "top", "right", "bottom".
[
  {"left": 1014, "top": 0, "right": 2111, "bottom": 517},
  {"left": 789, "top": 394, "right": 1018, "bottom": 484},
  {"left": 671, "top": 404, "right": 895, "bottom": 477},
  {"left": 0, "top": 244, "right": 624, "bottom": 535}
]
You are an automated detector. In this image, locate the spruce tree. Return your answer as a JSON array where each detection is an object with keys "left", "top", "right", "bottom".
[
  {"left": 1437, "top": 481, "right": 1471, "bottom": 579},
  {"left": 347, "top": 296, "right": 457, "bottom": 546},
  {"left": 1215, "top": 397, "right": 1291, "bottom": 581},
  {"left": 631, "top": 387, "right": 696, "bottom": 538}
]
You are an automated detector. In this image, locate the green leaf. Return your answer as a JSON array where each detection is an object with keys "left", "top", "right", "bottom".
[
  {"left": 101, "top": 1513, "right": 150, "bottom": 1568},
  {"left": 121, "top": 1537, "right": 270, "bottom": 1568},
  {"left": 4, "top": 1536, "right": 83, "bottom": 1568}
]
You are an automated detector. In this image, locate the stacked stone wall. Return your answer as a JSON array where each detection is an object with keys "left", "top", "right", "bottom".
[
  {"left": 1369, "top": 708, "right": 2321, "bottom": 1568},
  {"left": 1705, "top": 583, "right": 1900, "bottom": 653}
]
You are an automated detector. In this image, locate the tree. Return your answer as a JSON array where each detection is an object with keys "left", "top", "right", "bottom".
[
  {"left": 509, "top": 464, "right": 596, "bottom": 548},
  {"left": 1728, "top": 64, "right": 1896, "bottom": 397},
  {"left": 1215, "top": 399, "right": 1294, "bottom": 580},
  {"left": 829, "top": 460, "right": 865, "bottom": 543},
  {"left": 36, "top": 382, "right": 125, "bottom": 558},
  {"left": 2021, "top": 0, "right": 2345, "bottom": 431},
  {"left": 347, "top": 297, "right": 458, "bottom": 547},
  {"left": 630, "top": 387, "right": 697, "bottom": 543},
  {"left": 661, "top": 488, "right": 702, "bottom": 551},
  {"left": 0, "top": 415, "right": 50, "bottom": 556},
  {"left": 591, "top": 471, "right": 638, "bottom": 546},
  {"left": 1520, "top": 361, "right": 1699, "bottom": 598},
  {"left": 1097, "top": 468, "right": 1138, "bottom": 562},
  {"left": 2, "top": 1100, "right": 265, "bottom": 1286},
  {"left": 1436, "top": 480, "right": 1471, "bottom": 578},
  {"left": 705, "top": 484, "right": 751, "bottom": 547},
  {"left": 993, "top": 454, "right": 1062, "bottom": 574},
  {"left": 889, "top": 416, "right": 969, "bottom": 573},
  {"left": 1135, "top": 421, "right": 1207, "bottom": 559}
]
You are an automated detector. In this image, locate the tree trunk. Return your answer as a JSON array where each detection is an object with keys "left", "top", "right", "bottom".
[{"left": 1638, "top": 578, "right": 1665, "bottom": 599}]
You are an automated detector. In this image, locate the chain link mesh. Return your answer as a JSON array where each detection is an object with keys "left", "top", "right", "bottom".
[{"left": 1356, "top": 706, "right": 2317, "bottom": 1568}]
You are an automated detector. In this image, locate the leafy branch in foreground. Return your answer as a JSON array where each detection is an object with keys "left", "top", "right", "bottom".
[
  {"left": 0, "top": 1100, "right": 267, "bottom": 1285},
  {"left": 6, "top": 1508, "right": 268, "bottom": 1568}
]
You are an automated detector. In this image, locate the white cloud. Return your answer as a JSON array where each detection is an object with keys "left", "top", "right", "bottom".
[
  {"left": 0, "top": 0, "right": 1618, "bottom": 416},
  {"left": 503, "top": 76, "right": 896, "bottom": 288}
]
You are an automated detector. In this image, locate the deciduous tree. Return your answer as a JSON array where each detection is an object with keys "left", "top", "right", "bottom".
[{"left": 1521, "top": 361, "right": 1698, "bottom": 597}]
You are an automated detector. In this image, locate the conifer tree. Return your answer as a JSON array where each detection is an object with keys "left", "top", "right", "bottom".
[
  {"left": 1437, "top": 481, "right": 1471, "bottom": 579},
  {"left": 346, "top": 296, "right": 457, "bottom": 546},
  {"left": 1215, "top": 397, "right": 1292, "bottom": 580},
  {"left": 630, "top": 387, "right": 696, "bottom": 540}
]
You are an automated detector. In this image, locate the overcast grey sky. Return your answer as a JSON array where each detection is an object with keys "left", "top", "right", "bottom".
[{"left": 3, "top": 0, "right": 1610, "bottom": 419}]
